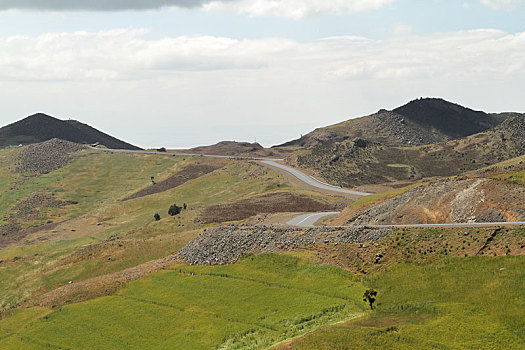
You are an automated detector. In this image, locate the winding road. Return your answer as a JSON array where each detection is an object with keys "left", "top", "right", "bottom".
[
  {"left": 261, "top": 160, "right": 372, "bottom": 196},
  {"left": 104, "top": 148, "right": 525, "bottom": 228}
]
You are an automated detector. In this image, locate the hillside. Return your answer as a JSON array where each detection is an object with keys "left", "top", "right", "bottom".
[
  {"left": 278, "top": 98, "right": 509, "bottom": 148},
  {"left": 0, "top": 130, "right": 524, "bottom": 349},
  {"left": 0, "top": 113, "right": 141, "bottom": 150},
  {"left": 287, "top": 100, "right": 525, "bottom": 187},
  {"left": 187, "top": 140, "right": 286, "bottom": 158}
]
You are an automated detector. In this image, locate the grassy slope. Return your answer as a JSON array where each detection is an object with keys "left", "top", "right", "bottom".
[
  {"left": 0, "top": 254, "right": 366, "bottom": 350},
  {"left": 0, "top": 149, "right": 335, "bottom": 309},
  {"left": 277, "top": 256, "right": 525, "bottom": 350}
]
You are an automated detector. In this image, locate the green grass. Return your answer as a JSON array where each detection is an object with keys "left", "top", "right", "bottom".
[
  {"left": 0, "top": 254, "right": 366, "bottom": 349},
  {"left": 0, "top": 151, "right": 292, "bottom": 309},
  {"left": 280, "top": 256, "right": 525, "bottom": 349},
  {"left": 490, "top": 171, "right": 525, "bottom": 185}
]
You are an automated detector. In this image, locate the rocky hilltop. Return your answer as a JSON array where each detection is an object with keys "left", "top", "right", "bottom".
[
  {"left": 0, "top": 113, "right": 141, "bottom": 150},
  {"left": 278, "top": 98, "right": 509, "bottom": 148}
]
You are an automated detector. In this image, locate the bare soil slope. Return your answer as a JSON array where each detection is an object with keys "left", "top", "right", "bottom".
[{"left": 341, "top": 177, "right": 525, "bottom": 225}]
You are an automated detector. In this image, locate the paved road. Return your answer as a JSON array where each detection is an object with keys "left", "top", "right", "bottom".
[
  {"left": 104, "top": 148, "right": 370, "bottom": 196},
  {"left": 261, "top": 160, "right": 372, "bottom": 196},
  {"left": 286, "top": 212, "right": 341, "bottom": 227},
  {"left": 103, "top": 149, "right": 525, "bottom": 229}
]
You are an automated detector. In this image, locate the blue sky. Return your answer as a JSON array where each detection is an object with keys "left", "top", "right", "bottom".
[{"left": 0, "top": 0, "right": 524, "bottom": 147}]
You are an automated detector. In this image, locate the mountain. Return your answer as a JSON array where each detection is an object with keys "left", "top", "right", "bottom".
[
  {"left": 279, "top": 98, "right": 525, "bottom": 188},
  {"left": 277, "top": 98, "right": 509, "bottom": 148},
  {"left": 0, "top": 113, "right": 141, "bottom": 150}
]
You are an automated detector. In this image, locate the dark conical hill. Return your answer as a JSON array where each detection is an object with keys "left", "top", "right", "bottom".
[
  {"left": 0, "top": 113, "right": 141, "bottom": 150},
  {"left": 276, "top": 98, "right": 509, "bottom": 148}
]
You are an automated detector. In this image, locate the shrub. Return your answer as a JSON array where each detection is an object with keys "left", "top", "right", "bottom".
[
  {"left": 168, "top": 204, "right": 182, "bottom": 216},
  {"left": 154, "top": 213, "right": 161, "bottom": 221}
]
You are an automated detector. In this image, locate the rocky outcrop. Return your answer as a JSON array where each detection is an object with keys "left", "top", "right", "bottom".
[{"left": 345, "top": 178, "right": 525, "bottom": 225}]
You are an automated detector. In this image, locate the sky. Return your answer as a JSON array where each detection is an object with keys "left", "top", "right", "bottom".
[{"left": 0, "top": 0, "right": 524, "bottom": 148}]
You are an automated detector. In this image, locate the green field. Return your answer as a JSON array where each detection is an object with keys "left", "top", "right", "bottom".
[
  {"left": 279, "top": 256, "right": 525, "bottom": 349},
  {"left": 0, "top": 254, "right": 366, "bottom": 349}
]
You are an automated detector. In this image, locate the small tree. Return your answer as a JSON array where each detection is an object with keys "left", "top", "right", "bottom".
[
  {"left": 154, "top": 213, "right": 161, "bottom": 221},
  {"left": 151, "top": 176, "right": 156, "bottom": 185},
  {"left": 363, "top": 289, "right": 378, "bottom": 310},
  {"left": 168, "top": 204, "right": 182, "bottom": 216},
  {"left": 183, "top": 203, "right": 187, "bottom": 210},
  {"left": 157, "top": 147, "right": 167, "bottom": 152}
]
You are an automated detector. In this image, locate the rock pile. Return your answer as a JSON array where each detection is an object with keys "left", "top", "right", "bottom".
[
  {"left": 177, "top": 225, "right": 391, "bottom": 265},
  {"left": 15, "top": 138, "right": 87, "bottom": 174},
  {"left": 13, "top": 192, "right": 71, "bottom": 219}
]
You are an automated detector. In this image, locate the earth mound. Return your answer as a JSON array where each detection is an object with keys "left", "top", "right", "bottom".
[
  {"left": 15, "top": 138, "right": 88, "bottom": 174},
  {"left": 188, "top": 141, "right": 279, "bottom": 158}
]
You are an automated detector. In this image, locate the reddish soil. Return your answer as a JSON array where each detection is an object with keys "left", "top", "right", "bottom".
[
  {"left": 123, "top": 162, "right": 226, "bottom": 201},
  {"left": 200, "top": 192, "right": 335, "bottom": 224}
]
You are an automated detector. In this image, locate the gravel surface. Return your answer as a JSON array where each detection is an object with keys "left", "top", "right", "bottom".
[
  {"left": 177, "top": 225, "right": 391, "bottom": 265},
  {"left": 15, "top": 138, "right": 87, "bottom": 174}
]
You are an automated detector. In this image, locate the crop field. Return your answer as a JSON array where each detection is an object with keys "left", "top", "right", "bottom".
[
  {"left": 278, "top": 256, "right": 525, "bottom": 349},
  {"left": 0, "top": 254, "right": 366, "bottom": 349}
]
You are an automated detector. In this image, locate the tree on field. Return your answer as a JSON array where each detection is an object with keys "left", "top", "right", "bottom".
[
  {"left": 363, "top": 289, "right": 378, "bottom": 310},
  {"left": 183, "top": 203, "right": 187, "bottom": 210},
  {"left": 168, "top": 204, "right": 182, "bottom": 216},
  {"left": 154, "top": 213, "right": 161, "bottom": 221}
]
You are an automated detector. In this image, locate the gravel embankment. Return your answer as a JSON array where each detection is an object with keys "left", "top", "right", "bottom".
[
  {"left": 15, "top": 138, "right": 87, "bottom": 174},
  {"left": 177, "top": 225, "right": 391, "bottom": 265}
]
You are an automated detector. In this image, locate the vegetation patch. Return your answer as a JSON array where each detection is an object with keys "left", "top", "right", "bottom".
[
  {"left": 277, "top": 256, "right": 525, "bottom": 349},
  {"left": 122, "top": 160, "right": 226, "bottom": 201},
  {"left": 0, "top": 254, "right": 366, "bottom": 349}
]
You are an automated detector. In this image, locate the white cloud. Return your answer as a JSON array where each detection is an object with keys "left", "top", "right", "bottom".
[
  {"left": 1, "top": 28, "right": 525, "bottom": 147},
  {"left": 203, "top": 0, "right": 397, "bottom": 19},
  {"left": 0, "top": 0, "right": 396, "bottom": 16},
  {"left": 480, "top": 0, "right": 524, "bottom": 10},
  {"left": 1, "top": 28, "right": 524, "bottom": 82}
]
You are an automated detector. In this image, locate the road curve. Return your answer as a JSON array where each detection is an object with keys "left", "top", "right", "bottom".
[
  {"left": 286, "top": 212, "right": 341, "bottom": 227},
  {"left": 102, "top": 149, "right": 525, "bottom": 229},
  {"left": 103, "top": 148, "right": 371, "bottom": 196},
  {"left": 261, "top": 160, "right": 372, "bottom": 196}
]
